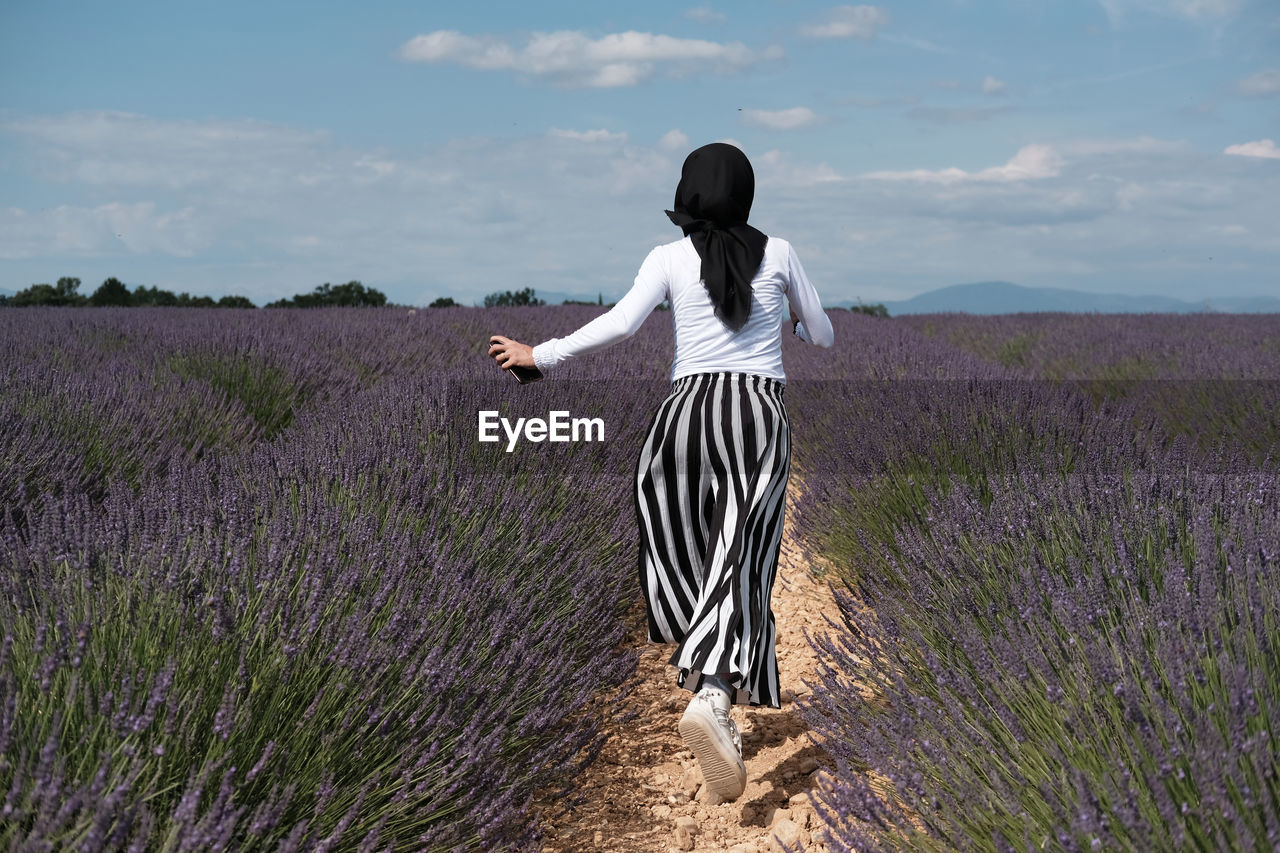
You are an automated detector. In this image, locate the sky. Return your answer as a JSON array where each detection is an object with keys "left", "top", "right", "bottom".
[{"left": 1, "top": 0, "right": 1277, "bottom": 307}]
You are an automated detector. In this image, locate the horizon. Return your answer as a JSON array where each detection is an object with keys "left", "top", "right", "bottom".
[
  {"left": 2, "top": 1, "right": 1277, "bottom": 307},
  {"left": 6, "top": 277, "right": 1278, "bottom": 314}
]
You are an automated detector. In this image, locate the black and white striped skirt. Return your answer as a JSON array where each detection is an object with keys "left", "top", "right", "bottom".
[{"left": 634, "top": 372, "right": 791, "bottom": 708}]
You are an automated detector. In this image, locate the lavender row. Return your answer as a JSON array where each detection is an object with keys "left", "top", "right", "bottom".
[
  {"left": 897, "top": 312, "right": 1280, "bottom": 380},
  {"left": 899, "top": 312, "right": 1280, "bottom": 464},
  {"left": 799, "top": 444, "right": 1279, "bottom": 850},
  {"left": 1, "top": 307, "right": 673, "bottom": 850},
  {"left": 10, "top": 304, "right": 1275, "bottom": 849},
  {"left": 784, "top": 315, "right": 1279, "bottom": 850},
  {"left": 0, "top": 306, "right": 973, "bottom": 849}
]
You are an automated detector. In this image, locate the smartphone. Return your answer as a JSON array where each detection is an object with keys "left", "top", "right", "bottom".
[
  {"left": 490, "top": 338, "right": 544, "bottom": 384},
  {"left": 508, "top": 364, "right": 544, "bottom": 384}
]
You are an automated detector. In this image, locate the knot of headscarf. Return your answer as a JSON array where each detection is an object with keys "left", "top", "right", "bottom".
[{"left": 665, "top": 143, "right": 768, "bottom": 332}]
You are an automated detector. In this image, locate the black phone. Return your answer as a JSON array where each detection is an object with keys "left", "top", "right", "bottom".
[
  {"left": 508, "top": 364, "right": 544, "bottom": 384},
  {"left": 490, "top": 338, "right": 544, "bottom": 384}
]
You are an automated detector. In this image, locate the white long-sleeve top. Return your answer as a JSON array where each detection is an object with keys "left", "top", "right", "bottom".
[{"left": 531, "top": 235, "right": 834, "bottom": 383}]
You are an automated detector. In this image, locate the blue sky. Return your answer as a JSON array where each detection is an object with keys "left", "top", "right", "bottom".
[{"left": 1, "top": 0, "right": 1276, "bottom": 306}]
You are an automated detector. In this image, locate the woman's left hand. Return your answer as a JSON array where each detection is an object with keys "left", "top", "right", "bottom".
[{"left": 488, "top": 336, "right": 536, "bottom": 370}]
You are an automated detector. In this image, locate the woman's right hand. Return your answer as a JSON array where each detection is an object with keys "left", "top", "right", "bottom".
[{"left": 489, "top": 336, "right": 536, "bottom": 370}]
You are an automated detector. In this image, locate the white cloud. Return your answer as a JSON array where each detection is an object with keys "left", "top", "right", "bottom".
[
  {"left": 799, "top": 5, "right": 890, "bottom": 39},
  {"left": 754, "top": 150, "right": 844, "bottom": 186},
  {"left": 549, "top": 128, "right": 628, "bottom": 143},
  {"left": 0, "top": 111, "right": 329, "bottom": 191},
  {"left": 1115, "top": 182, "right": 1145, "bottom": 211},
  {"left": 1238, "top": 69, "right": 1280, "bottom": 97},
  {"left": 864, "top": 144, "right": 1064, "bottom": 183},
  {"left": 5, "top": 111, "right": 1277, "bottom": 307},
  {"left": 1225, "top": 139, "right": 1280, "bottom": 159},
  {"left": 684, "top": 6, "right": 727, "bottom": 24},
  {"left": 740, "top": 107, "right": 822, "bottom": 130},
  {"left": 355, "top": 154, "right": 396, "bottom": 177},
  {"left": 398, "top": 29, "right": 778, "bottom": 88},
  {"left": 397, "top": 31, "right": 515, "bottom": 70},
  {"left": 605, "top": 147, "right": 675, "bottom": 194},
  {"left": 0, "top": 202, "right": 209, "bottom": 259},
  {"left": 659, "top": 129, "right": 690, "bottom": 151},
  {"left": 0, "top": 110, "right": 686, "bottom": 299},
  {"left": 981, "top": 75, "right": 1006, "bottom": 94}
]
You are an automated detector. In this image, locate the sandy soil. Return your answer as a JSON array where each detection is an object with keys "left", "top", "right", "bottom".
[{"left": 538, "top": 487, "right": 848, "bottom": 853}]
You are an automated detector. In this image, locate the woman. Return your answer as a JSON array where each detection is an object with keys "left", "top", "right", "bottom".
[{"left": 489, "top": 142, "right": 834, "bottom": 801}]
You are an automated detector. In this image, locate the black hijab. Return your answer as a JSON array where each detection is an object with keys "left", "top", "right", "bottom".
[{"left": 665, "top": 143, "right": 768, "bottom": 332}]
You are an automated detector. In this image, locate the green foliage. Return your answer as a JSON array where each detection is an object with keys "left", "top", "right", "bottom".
[
  {"left": 131, "top": 284, "right": 180, "bottom": 307},
  {"left": 0, "top": 312, "right": 642, "bottom": 848},
  {"left": 5, "top": 277, "right": 256, "bottom": 309},
  {"left": 90, "top": 277, "right": 133, "bottom": 307},
  {"left": 562, "top": 293, "right": 612, "bottom": 307},
  {"left": 849, "top": 302, "right": 889, "bottom": 317},
  {"left": 266, "top": 281, "right": 387, "bottom": 308},
  {"left": 166, "top": 351, "right": 304, "bottom": 439},
  {"left": 826, "top": 468, "right": 1279, "bottom": 851},
  {"left": 483, "top": 287, "right": 545, "bottom": 307},
  {"left": 995, "top": 332, "right": 1036, "bottom": 366},
  {"left": 8, "top": 277, "right": 88, "bottom": 306},
  {"left": 428, "top": 296, "right": 458, "bottom": 308},
  {"left": 134, "top": 286, "right": 251, "bottom": 307}
]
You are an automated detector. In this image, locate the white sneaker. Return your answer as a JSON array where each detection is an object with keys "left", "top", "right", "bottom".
[{"left": 679, "top": 687, "right": 746, "bottom": 800}]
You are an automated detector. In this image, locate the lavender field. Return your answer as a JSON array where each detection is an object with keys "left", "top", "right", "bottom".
[{"left": 2, "top": 307, "right": 1277, "bottom": 851}]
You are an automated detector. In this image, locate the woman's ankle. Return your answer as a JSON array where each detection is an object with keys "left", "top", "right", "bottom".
[{"left": 700, "top": 672, "right": 734, "bottom": 695}]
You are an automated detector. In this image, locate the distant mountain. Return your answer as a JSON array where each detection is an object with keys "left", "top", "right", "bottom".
[
  {"left": 833, "top": 281, "right": 1280, "bottom": 315},
  {"left": 0, "top": 288, "right": 15, "bottom": 298}
]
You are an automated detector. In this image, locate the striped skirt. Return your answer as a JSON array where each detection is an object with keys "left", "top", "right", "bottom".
[{"left": 634, "top": 372, "right": 791, "bottom": 708}]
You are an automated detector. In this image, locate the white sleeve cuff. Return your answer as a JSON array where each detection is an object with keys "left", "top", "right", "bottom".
[
  {"left": 794, "top": 320, "right": 812, "bottom": 344},
  {"left": 532, "top": 340, "right": 558, "bottom": 373}
]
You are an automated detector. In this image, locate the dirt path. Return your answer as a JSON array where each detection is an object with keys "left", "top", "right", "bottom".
[{"left": 539, "top": 486, "right": 846, "bottom": 853}]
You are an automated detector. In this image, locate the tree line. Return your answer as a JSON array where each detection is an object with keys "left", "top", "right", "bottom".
[
  {"left": 430, "top": 288, "right": 623, "bottom": 309},
  {"left": 461, "top": 287, "right": 887, "bottom": 315},
  {"left": 1, "top": 278, "right": 387, "bottom": 309},
  {"left": 3, "top": 279, "right": 889, "bottom": 315}
]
